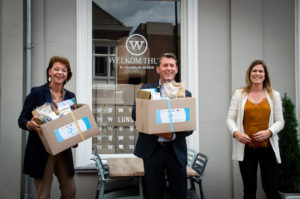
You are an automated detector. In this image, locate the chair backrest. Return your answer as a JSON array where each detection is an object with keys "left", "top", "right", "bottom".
[
  {"left": 191, "top": 152, "right": 208, "bottom": 178},
  {"left": 187, "top": 148, "right": 198, "bottom": 167},
  {"left": 91, "top": 152, "right": 108, "bottom": 181}
]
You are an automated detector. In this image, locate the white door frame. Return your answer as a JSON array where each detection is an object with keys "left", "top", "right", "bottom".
[{"left": 75, "top": 0, "right": 200, "bottom": 166}]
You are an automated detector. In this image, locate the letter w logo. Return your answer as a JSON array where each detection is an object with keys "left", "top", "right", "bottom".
[
  {"left": 129, "top": 41, "right": 144, "bottom": 50},
  {"left": 126, "top": 34, "right": 148, "bottom": 56}
]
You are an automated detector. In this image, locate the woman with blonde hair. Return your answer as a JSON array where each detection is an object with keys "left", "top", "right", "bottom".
[{"left": 226, "top": 60, "right": 284, "bottom": 199}]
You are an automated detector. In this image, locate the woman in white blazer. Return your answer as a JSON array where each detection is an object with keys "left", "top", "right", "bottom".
[{"left": 226, "top": 60, "right": 284, "bottom": 199}]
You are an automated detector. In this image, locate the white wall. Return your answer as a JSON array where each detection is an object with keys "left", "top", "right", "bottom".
[
  {"left": 197, "top": 0, "right": 233, "bottom": 198},
  {"left": 230, "top": 1, "right": 295, "bottom": 198},
  {"left": 231, "top": 0, "right": 295, "bottom": 99},
  {"left": 31, "top": 0, "right": 77, "bottom": 91},
  {"left": 263, "top": 0, "right": 295, "bottom": 99},
  {"left": 0, "top": 0, "right": 23, "bottom": 198},
  {"left": 197, "top": 0, "right": 295, "bottom": 199},
  {"left": 231, "top": 1, "right": 265, "bottom": 198},
  {"left": 0, "top": 0, "right": 296, "bottom": 198}
]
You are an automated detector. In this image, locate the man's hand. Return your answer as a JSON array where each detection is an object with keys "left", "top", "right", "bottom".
[
  {"left": 233, "top": 131, "right": 252, "bottom": 144},
  {"left": 157, "top": 133, "right": 173, "bottom": 140}
]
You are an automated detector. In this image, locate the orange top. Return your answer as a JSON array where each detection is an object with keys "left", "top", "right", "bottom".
[{"left": 243, "top": 97, "right": 271, "bottom": 148}]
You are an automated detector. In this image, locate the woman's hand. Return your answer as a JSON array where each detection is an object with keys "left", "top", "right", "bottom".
[
  {"left": 27, "top": 116, "right": 42, "bottom": 135},
  {"left": 233, "top": 131, "right": 252, "bottom": 144},
  {"left": 252, "top": 130, "right": 272, "bottom": 142}
]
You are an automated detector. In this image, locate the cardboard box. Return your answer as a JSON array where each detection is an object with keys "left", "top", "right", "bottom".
[
  {"left": 115, "top": 105, "right": 135, "bottom": 126},
  {"left": 96, "top": 134, "right": 115, "bottom": 145},
  {"left": 115, "top": 84, "right": 135, "bottom": 105},
  {"left": 93, "top": 105, "right": 115, "bottom": 126},
  {"left": 116, "top": 144, "right": 135, "bottom": 154},
  {"left": 116, "top": 126, "right": 135, "bottom": 144},
  {"left": 39, "top": 104, "right": 100, "bottom": 155},
  {"left": 134, "top": 84, "right": 143, "bottom": 99},
  {"left": 136, "top": 98, "right": 196, "bottom": 134},
  {"left": 137, "top": 90, "right": 151, "bottom": 99},
  {"left": 98, "top": 126, "right": 115, "bottom": 135},
  {"left": 115, "top": 126, "right": 135, "bottom": 153},
  {"left": 97, "top": 144, "right": 115, "bottom": 154},
  {"left": 93, "top": 84, "right": 116, "bottom": 105}
]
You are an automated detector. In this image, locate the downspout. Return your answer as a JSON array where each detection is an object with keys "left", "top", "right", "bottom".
[
  {"left": 26, "top": 0, "right": 32, "bottom": 94},
  {"left": 24, "top": 0, "right": 32, "bottom": 198}
]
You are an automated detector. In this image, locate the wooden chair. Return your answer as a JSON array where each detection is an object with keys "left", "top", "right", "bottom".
[
  {"left": 91, "top": 152, "right": 112, "bottom": 199},
  {"left": 189, "top": 152, "right": 208, "bottom": 199},
  {"left": 187, "top": 148, "right": 198, "bottom": 191},
  {"left": 91, "top": 152, "right": 139, "bottom": 199},
  {"left": 187, "top": 148, "right": 198, "bottom": 167}
]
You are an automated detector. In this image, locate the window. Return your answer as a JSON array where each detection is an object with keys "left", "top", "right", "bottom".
[
  {"left": 91, "top": 0, "right": 181, "bottom": 156},
  {"left": 77, "top": 0, "right": 200, "bottom": 165},
  {"left": 93, "top": 42, "right": 117, "bottom": 84}
]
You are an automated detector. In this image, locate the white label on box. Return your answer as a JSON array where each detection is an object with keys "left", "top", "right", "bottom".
[
  {"left": 141, "top": 88, "right": 161, "bottom": 99},
  {"left": 48, "top": 112, "right": 59, "bottom": 120},
  {"left": 56, "top": 98, "right": 76, "bottom": 109},
  {"left": 151, "top": 92, "right": 161, "bottom": 100},
  {"left": 141, "top": 88, "right": 158, "bottom": 93},
  {"left": 156, "top": 108, "right": 190, "bottom": 124},
  {"left": 54, "top": 117, "right": 91, "bottom": 142},
  {"left": 58, "top": 105, "right": 72, "bottom": 115}
]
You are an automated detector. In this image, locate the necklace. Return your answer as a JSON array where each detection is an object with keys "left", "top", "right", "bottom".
[{"left": 49, "top": 85, "right": 65, "bottom": 103}]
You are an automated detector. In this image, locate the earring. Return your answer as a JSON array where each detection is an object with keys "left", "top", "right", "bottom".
[{"left": 48, "top": 75, "right": 52, "bottom": 82}]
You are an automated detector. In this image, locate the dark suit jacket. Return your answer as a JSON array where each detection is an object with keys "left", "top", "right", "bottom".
[
  {"left": 132, "top": 82, "right": 193, "bottom": 166},
  {"left": 18, "top": 83, "right": 75, "bottom": 179}
]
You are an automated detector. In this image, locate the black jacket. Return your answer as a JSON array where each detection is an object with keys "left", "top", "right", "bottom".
[
  {"left": 18, "top": 83, "right": 75, "bottom": 179},
  {"left": 132, "top": 82, "right": 193, "bottom": 166}
]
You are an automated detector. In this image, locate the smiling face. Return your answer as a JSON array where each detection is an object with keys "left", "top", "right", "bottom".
[
  {"left": 250, "top": 64, "right": 265, "bottom": 86},
  {"left": 156, "top": 57, "right": 178, "bottom": 83},
  {"left": 48, "top": 62, "right": 68, "bottom": 86}
]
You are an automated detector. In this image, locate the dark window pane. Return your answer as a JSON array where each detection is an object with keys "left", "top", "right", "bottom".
[
  {"left": 110, "top": 47, "right": 115, "bottom": 54},
  {"left": 95, "top": 46, "right": 107, "bottom": 54},
  {"left": 110, "top": 60, "right": 116, "bottom": 77},
  {"left": 95, "top": 57, "right": 107, "bottom": 76}
]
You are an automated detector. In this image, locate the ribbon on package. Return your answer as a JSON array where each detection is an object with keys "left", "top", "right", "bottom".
[
  {"left": 70, "top": 111, "right": 86, "bottom": 141},
  {"left": 167, "top": 98, "right": 174, "bottom": 132}
]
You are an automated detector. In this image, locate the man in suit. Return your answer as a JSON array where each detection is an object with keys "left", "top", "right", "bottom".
[{"left": 132, "top": 53, "right": 194, "bottom": 199}]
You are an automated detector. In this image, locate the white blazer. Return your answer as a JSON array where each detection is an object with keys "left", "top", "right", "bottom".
[{"left": 226, "top": 88, "right": 284, "bottom": 163}]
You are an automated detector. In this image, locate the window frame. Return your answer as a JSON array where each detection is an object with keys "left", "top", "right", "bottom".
[
  {"left": 93, "top": 40, "right": 118, "bottom": 84},
  {"left": 76, "top": 0, "right": 199, "bottom": 166}
]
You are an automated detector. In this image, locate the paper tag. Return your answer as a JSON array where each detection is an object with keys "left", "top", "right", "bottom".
[
  {"left": 54, "top": 117, "right": 91, "bottom": 142},
  {"left": 48, "top": 112, "right": 59, "bottom": 120},
  {"left": 156, "top": 108, "right": 190, "bottom": 124},
  {"left": 56, "top": 98, "right": 76, "bottom": 109},
  {"left": 151, "top": 92, "right": 161, "bottom": 100},
  {"left": 58, "top": 105, "right": 72, "bottom": 115},
  {"left": 141, "top": 88, "right": 161, "bottom": 99},
  {"left": 141, "top": 88, "right": 158, "bottom": 93}
]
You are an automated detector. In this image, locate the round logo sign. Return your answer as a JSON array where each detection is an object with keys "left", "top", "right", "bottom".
[{"left": 126, "top": 34, "right": 148, "bottom": 56}]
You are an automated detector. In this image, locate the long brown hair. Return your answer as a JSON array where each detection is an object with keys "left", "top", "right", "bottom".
[{"left": 243, "top": 60, "right": 273, "bottom": 98}]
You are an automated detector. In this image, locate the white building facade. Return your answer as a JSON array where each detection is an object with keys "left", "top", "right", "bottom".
[{"left": 0, "top": 0, "right": 297, "bottom": 198}]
